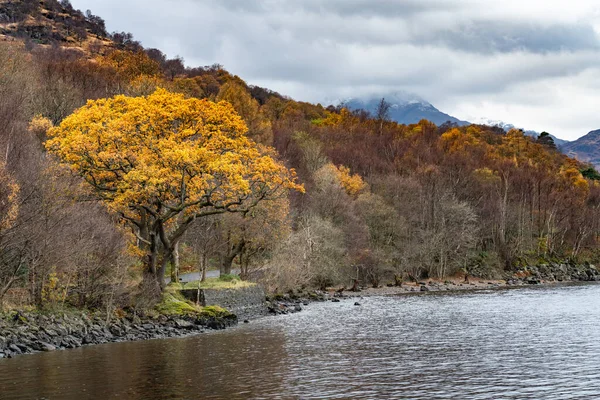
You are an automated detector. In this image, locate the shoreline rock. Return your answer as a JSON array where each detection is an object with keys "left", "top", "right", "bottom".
[
  {"left": 2, "top": 262, "right": 598, "bottom": 360},
  {"left": 334, "top": 263, "right": 600, "bottom": 298},
  {"left": 0, "top": 310, "right": 236, "bottom": 359}
]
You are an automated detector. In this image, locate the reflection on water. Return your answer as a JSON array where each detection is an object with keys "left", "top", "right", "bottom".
[
  {"left": 2, "top": 284, "right": 600, "bottom": 399},
  {"left": 0, "top": 325, "right": 289, "bottom": 399}
]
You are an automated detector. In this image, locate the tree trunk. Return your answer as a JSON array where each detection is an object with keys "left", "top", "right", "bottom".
[
  {"left": 144, "top": 246, "right": 172, "bottom": 292},
  {"left": 220, "top": 238, "right": 245, "bottom": 276},
  {"left": 157, "top": 254, "right": 169, "bottom": 291},
  {"left": 201, "top": 253, "right": 207, "bottom": 282},
  {"left": 170, "top": 241, "right": 180, "bottom": 284},
  {"left": 220, "top": 254, "right": 235, "bottom": 276},
  {"left": 147, "top": 232, "right": 159, "bottom": 276},
  {"left": 240, "top": 251, "right": 249, "bottom": 280}
]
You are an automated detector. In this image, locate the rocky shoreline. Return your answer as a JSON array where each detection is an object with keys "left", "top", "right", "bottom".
[
  {"left": 266, "top": 262, "right": 600, "bottom": 307},
  {"left": 0, "top": 310, "right": 237, "bottom": 359},
  {"left": 344, "top": 262, "right": 600, "bottom": 297},
  {"left": 2, "top": 262, "right": 598, "bottom": 360}
]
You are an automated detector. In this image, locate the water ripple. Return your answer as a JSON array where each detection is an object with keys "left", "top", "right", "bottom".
[{"left": 1, "top": 283, "right": 600, "bottom": 399}]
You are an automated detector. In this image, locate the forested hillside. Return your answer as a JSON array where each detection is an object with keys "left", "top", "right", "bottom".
[{"left": 1, "top": 0, "right": 599, "bottom": 311}]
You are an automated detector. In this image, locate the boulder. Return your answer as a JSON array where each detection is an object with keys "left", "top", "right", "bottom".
[
  {"left": 174, "top": 319, "right": 193, "bottom": 329},
  {"left": 8, "top": 344, "right": 21, "bottom": 354},
  {"left": 16, "top": 342, "right": 30, "bottom": 352},
  {"left": 54, "top": 325, "right": 68, "bottom": 337},
  {"left": 82, "top": 335, "right": 94, "bottom": 345},
  {"left": 109, "top": 325, "right": 123, "bottom": 336},
  {"left": 41, "top": 343, "right": 56, "bottom": 352}
]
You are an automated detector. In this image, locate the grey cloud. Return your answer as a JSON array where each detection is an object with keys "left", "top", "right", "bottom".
[
  {"left": 207, "top": 0, "right": 462, "bottom": 18},
  {"left": 424, "top": 21, "right": 600, "bottom": 53},
  {"left": 200, "top": 2, "right": 600, "bottom": 56},
  {"left": 279, "top": 0, "right": 461, "bottom": 18},
  {"left": 70, "top": 0, "right": 600, "bottom": 139}
]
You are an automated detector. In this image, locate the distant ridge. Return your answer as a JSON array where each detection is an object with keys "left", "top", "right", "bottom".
[
  {"left": 343, "top": 93, "right": 470, "bottom": 126},
  {"left": 562, "top": 129, "right": 600, "bottom": 169}
]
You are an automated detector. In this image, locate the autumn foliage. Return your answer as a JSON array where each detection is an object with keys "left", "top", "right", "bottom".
[
  {"left": 2, "top": 1, "right": 600, "bottom": 308},
  {"left": 277, "top": 109, "right": 600, "bottom": 283},
  {"left": 46, "top": 89, "right": 302, "bottom": 290}
]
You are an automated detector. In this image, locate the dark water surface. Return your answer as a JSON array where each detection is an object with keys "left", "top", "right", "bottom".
[{"left": 2, "top": 284, "right": 600, "bottom": 399}]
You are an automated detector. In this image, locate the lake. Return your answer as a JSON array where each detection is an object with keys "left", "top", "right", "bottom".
[{"left": 1, "top": 284, "right": 600, "bottom": 399}]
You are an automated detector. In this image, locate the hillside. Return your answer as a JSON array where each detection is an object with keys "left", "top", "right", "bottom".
[
  {"left": 0, "top": 0, "right": 147, "bottom": 57},
  {"left": 1, "top": 0, "right": 600, "bottom": 315},
  {"left": 562, "top": 129, "right": 600, "bottom": 169},
  {"left": 0, "top": 0, "right": 104, "bottom": 46}
]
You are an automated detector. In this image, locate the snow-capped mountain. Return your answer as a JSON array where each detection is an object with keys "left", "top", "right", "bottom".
[
  {"left": 338, "top": 94, "right": 572, "bottom": 150},
  {"left": 471, "top": 118, "right": 518, "bottom": 131},
  {"left": 342, "top": 93, "right": 470, "bottom": 127}
]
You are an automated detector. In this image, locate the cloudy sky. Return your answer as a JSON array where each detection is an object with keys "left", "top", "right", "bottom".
[{"left": 71, "top": 0, "right": 600, "bottom": 140}]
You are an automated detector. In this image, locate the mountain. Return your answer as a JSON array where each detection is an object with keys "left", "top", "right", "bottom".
[
  {"left": 344, "top": 96, "right": 575, "bottom": 150},
  {"left": 562, "top": 129, "right": 600, "bottom": 169},
  {"left": 344, "top": 93, "right": 470, "bottom": 126}
]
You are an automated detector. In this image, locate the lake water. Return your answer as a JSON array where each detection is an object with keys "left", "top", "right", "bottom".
[{"left": 1, "top": 284, "right": 600, "bottom": 399}]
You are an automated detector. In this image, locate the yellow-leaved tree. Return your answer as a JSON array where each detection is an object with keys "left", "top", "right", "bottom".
[
  {"left": 217, "top": 81, "right": 273, "bottom": 145},
  {"left": 46, "top": 89, "right": 303, "bottom": 291}
]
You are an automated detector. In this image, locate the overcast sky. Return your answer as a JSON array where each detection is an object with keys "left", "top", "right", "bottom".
[{"left": 71, "top": 0, "right": 600, "bottom": 140}]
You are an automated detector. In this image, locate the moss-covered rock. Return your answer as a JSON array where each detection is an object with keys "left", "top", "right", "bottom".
[
  {"left": 155, "top": 291, "right": 201, "bottom": 316},
  {"left": 155, "top": 288, "right": 237, "bottom": 327},
  {"left": 200, "top": 305, "right": 233, "bottom": 318}
]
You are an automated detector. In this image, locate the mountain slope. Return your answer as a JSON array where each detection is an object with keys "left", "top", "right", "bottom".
[
  {"left": 0, "top": 0, "right": 122, "bottom": 55},
  {"left": 562, "top": 129, "right": 600, "bottom": 168},
  {"left": 345, "top": 94, "right": 470, "bottom": 126}
]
